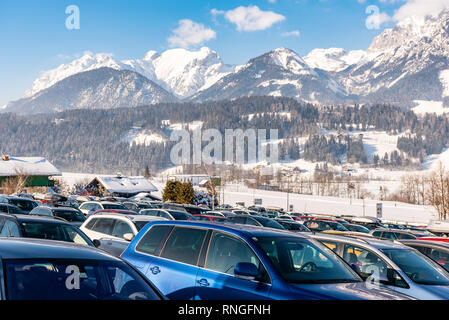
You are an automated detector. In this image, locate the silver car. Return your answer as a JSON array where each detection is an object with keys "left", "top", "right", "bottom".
[{"left": 311, "top": 233, "right": 449, "bottom": 300}]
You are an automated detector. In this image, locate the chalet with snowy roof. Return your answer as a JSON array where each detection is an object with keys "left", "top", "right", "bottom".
[
  {"left": 0, "top": 156, "right": 61, "bottom": 187},
  {"left": 87, "top": 174, "right": 158, "bottom": 198}
]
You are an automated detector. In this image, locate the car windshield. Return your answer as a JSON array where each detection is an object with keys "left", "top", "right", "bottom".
[
  {"left": 9, "top": 199, "right": 37, "bottom": 212},
  {"left": 281, "top": 222, "right": 309, "bottom": 231},
  {"left": 381, "top": 249, "right": 449, "bottom": 285},
  {"left": 102, "top": 204, "right": 126, "bottom": 210},
  {"left": 134, "top": 221, "right": 151, "bottom": 231},
  {"left": 167, "top": 210, "right": 191, "bottom": 220},
  {"left": 254, "top": 217, "right": 285, "bottom": 230},
  {"left": 327, "top": 221, "right": 348, "bottom": 231},
  {"left": 347, "top": 225, "right": 370, "bottom": 233},
  {"left": 4, "top": 259, "right": 161, "bottom": 300},
  {"left": 20, "top": 222, "right": 94, "bottom": 247},
  {"left": 256, "top": 237, "right": 360, "bottom": 284},
  {"left": 53, "top": 210, "right": 86, "bottom": 222}
]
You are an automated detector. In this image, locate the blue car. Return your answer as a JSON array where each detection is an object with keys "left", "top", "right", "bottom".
[{"left": 121, "top": 220, "right": 410, "bottom": 300}]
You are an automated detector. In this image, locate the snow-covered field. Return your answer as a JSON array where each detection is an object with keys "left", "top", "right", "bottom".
[
  {"left": 412, "top": 100, "right": 449, "bottom": 116},
  {"left": 151, "top": 180, "right": 437, "bottom": 224}
]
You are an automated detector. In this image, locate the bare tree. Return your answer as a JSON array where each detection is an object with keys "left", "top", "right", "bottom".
[
  {"left": 427, "top": 162, "right": 449, "bottom": 220},
  {"left": 1, "top": 168, "right": 30, "bottom": 195}
]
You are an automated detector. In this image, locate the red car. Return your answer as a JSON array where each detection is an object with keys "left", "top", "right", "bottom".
[{"left": 189, "top": 214, "right": 229, "bottom": 223}]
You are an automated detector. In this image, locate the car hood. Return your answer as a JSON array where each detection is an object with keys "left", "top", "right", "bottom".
[
  {"left": 417, "top": 284, "right": 449, "bottom": 299},
  {"left": 288, "top": 282, "right": 412, "bottom": 300}
]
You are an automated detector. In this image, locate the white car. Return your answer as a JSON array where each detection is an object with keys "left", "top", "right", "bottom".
[
  {"left": 78, "top": 201, "right": 127, "bottom": 216},
  {"left": 80, "top": 213, "right": 166, "bottom": 257}
]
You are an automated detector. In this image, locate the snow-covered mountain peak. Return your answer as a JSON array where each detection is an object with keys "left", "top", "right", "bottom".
[
  {"left": 24, "top": 52, "right": 123, "bottom": 97},
  {"left": 267, "top": 48, "right": 312, "bottom": 75},
  {"left": 303, "top": 48, "right": 366, "bottom": 72},
  {"left": 143, "top": 50, "right": 159, "bottom": 61}
]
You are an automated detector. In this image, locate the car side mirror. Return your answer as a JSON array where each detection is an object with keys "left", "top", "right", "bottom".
[
  {"left": 93, "top": 239, "right": 101, "bottom": 248},
  {"left": 123, "top": 233, "right": 134, "bottom": 242},
  {"left": 234, "top": 262, "right": 259, "bottom": 281}
]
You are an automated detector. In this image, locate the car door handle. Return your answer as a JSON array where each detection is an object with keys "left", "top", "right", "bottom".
[
  {"left": 150, "top": 266, "right": 161, "bottom": 275},
  {"left": 197, "top": 278, "right": 210, "bottom": 287}
]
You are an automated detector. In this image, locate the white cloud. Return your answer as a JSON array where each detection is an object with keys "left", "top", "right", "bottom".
[
  {"left": 281, "top": 30, "right": 300, "bottom": 37},
  {"left": 214, "top": 5, "right": 285, "bottom": 31},
  {"left": 168, "top": 19, "right": 216, "bottom": 48},
  {"left": 393, "top": 0, "right": 449, "bottom": 21}
]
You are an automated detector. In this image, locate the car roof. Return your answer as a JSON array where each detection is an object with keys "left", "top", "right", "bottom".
[
  {"left": 14, "top": 214, "right": 72, "bottom": 225},
  {"left": 311, "top": 233, "right": 408, "bottom": 250},
  {"left": 400, "top": 239, "right": 449, "bottom": 248},
  {"left": 6, "top": 196, "right": 33, "bottom": 201},
  {"left": 0, "top": 238, "right": 120, "bottom": 261},
  {"left": 88, "top": 213, "right": 165, "bottom": 222},
  {"left": 38, "top": 206, "right": 78, "bottom": 211},
  {"left": 141, "top": 220, "right": 309, "bottom": 239}
]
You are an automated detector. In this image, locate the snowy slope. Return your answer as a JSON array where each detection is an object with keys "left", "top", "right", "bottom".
[{"left": 303, "top": 48, "right": 366, "bottom": 72}]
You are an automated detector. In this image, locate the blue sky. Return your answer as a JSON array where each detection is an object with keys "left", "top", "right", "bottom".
[{"left": 0, "top": 0, "right": 430, "bottom": 106}]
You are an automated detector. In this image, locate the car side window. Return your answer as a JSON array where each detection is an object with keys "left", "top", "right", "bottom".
[
  {"left": 322, "top": 241, "right": 338, "bottom": 252},
  {"left": 160, "top": 227, "right": 207, "bottom": 265},
  {"left": 4, "top": 220, "right": 21, "bottom": 237},
  {"left": 398, "top": 233, "right": 416, "bottom": 240},
  {"left": 372, "top": 231, "right": 382, "bottom": 238},
  {"left": 0, "top": 217, "right": 7, "bottom": 236},
  {"left": 246, "top": 218, "right": 259, "bottom": 226},
  {"left": 159, "top": 211, "right": 171, "bottom": 219},
  {"left": 232, "top": 217, "right": 246, "bottom": 224},
  {"left": 343, "top": 245, "right": 388, "bottom": 279},
  {"left": 143, "top": 210, "right": 158, "bottom": 217},
  {"left": 429, "top": 248, "right": 449, "bottom": 269},
  {"left": 9, "top": 206, "right": 23, "bottom": 215},
  {"left": 84, "top": 218, "right": 97, "bottom": 230},
  {"left": 205, "top": 232, "right": 267, "bottom": 281},
  {"left": 91, "top": 218, "right": 116, "bottom": 235},
  {"left": 136, "top": 225, "right": 173, "bottom": 256},
  {"left": 111, "top": 220, "right": 133, "bottom": 239},
  {"left": 381, "top": 232, "right": 397, "bottom": 240},
  {"left": 0, "top": 205, "right": 8, "bottom": 214}
]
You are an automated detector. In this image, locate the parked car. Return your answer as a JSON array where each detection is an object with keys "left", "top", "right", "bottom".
[
  {"left": 140, "top": 208, "right": 192, "bottom": 221},
  {"left": 303, "top": 219, "right": 349, "bottom": 233},
  {"left": 161, "top": 203, "right": 210, "bottom": 215},
  {"left": 345, "top": 223, "right": 371, "bottom": 234},
  {"left": 29, "top": 206, "right": 86, "bottom": 226},
  {"left": 274, "top": 219, "right": 311, "bottom": 232},
  {"left": 231, "top": 209, "right": 259, "bottom": 216},
  {"left": 370, "top": 228, "right": 436, "bottom": 241},
  {"left": 5, "top": 196, "right": 38, "bottom": 214},
  {"left": 188, "top": 215, "right": 230, "bottom": 223},
  {"left": 80, "top": 213, "right": 166, "bottom": 256},
  {"left": 203, "top": 211, "right": 225, "bottom": 217},
  {"left": 0, "top": 203, "right": 26, "bottom": 215},
  {"left": 277, "top": 214, "right": 294, "bottom": 220},
  {"left": 400, "top": 240, "right": 449, "bottom": 271},
  {"left": 0, "top": 238, "right": 164, "bottom": 300},
  {"left": 122, "top": 201, "right": 154, "bottom": 212},
  {"left": 228, "top": 214, "right": 286, "bottom": 230},
  {"left": 121, "top": 220, "right": 409, "bottom": 300},
  {"left": 0, "top": 213, "right": 22, "bottom": 237},
  {"left": 78, "top": 201, "right": 126, "bottom": 216},
  {"left": 312, "top": 233, "right": 449, "bottom": 299},
  {"left": 427, "top": 219, "right": 449, "bottom": 237},
  {"left": 15, "top": 214, "right": 94, "bottom": 247}
]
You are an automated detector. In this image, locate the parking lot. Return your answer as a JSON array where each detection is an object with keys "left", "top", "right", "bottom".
[{"left": 1, "top": 192, "right": 449, "bottom": 300}]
